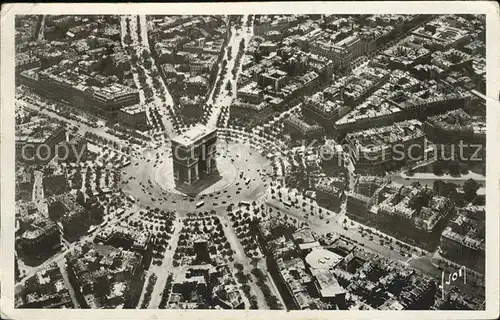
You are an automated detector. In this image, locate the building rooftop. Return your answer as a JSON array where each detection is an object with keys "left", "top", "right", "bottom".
[
  {"left": 304, "top": 90, "right": 346, "bottom": 120},
  {"left": 15, "top": 263, "right": 73, "bottom": 308},
  {"left": 427, "top": 108, "right": 486, "bottom": 137},
  {"left": 22, "top": 217, "right": 58, "bottom": 240},
  {"left": 412, "top": 19, "right": 470, "bottom": 49},
  {"left": 52, "top": 193, "right": 86, "bottom": 222},
  {"left": 305, "top": 248, "right": 343, "bottom": 270},
  {"left": 316, "top": 177, "right": 343, "bottom": 196},
  {"left": 345, "top": 119, "right": 424, "bottom": 153},
  {"left": 95, "top": 224, "right": 151, "bottom": 250},
  {"left": 171, "top": 124, "right": 217, "bottom": 147},
  {"left": 379, "top": 298, "right": 405, "bottom": 310},
  {"left": 38, "top": 66, "right": 138, "bottom": 103},
  {"left": 70, "top": 244, "right": 143, "bottom": 277},
  {"left": 342, "top": 67, "right": 391, "bottom": 101},
  {"left": 432, "top": 48, "right": 473, "bottom": 69},
  {"left": 285, "top": 115, "right": 324, "bottom": 135},
  {"left": 120, "top": 104, "right": 146, "bottom": 115},
  {"left": 311, "top": 268, "right": 346, "bottom": 298},
  {"left": 292, "top": 227, "right": 319, "bottom": 248},
  {"left": 16, "top": 119, "right": 63, "bottom": 144},
  {"left": 237, "top": 81, "right": 262, "bottom": 96}
]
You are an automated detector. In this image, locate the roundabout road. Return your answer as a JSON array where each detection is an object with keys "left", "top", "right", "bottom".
[{"left": 120, "top": 139, "right": 273, "bottom": 215}]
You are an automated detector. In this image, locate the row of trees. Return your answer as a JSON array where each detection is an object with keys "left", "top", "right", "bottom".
[
  {"left": 139, "top": 274, "right": 157, "bottom": 309},
  {"left": 225, "top": 80, "right": 233, "bottom": 94},
  {"left": 158, "top": 273, "right": 173, "bottom": 309},
  {"left": 215, "top": 106, "right": 229, "bottom": 128},
  {"left": 124, "top": 17, "right": 132, "bottom": 45},
  {"left": 432, "top": 160, "right": 469, "bottom": 177},
  {"left": 172, "top": 216, "right": 233, "bottom": 267},
  {"left": 136, "top": 16, "right": 142, "bottom": 43},
  {"left": 141, "top": 49, "right": 152, "bottom": 68},
  {"left": 246, "top": 15, "right": 254, "bottom": 28},
  {"left": 228, "top": 15, "right": 244, "bottom": 26},
  {"left": 69, "top": 160, "right": 118, "bottom": 191},
  {"left": 234, "top": 263, "right": 258, "bottom": 309},
  {"left": 84, "top": 131, "right": 123, "bottom": 150},
  {"left": 148, "top": 107, "right": 165, "bottom": 131},
  {"left": 136, "top": 66, "right": 154, "bottom": 102},
  {"left": 251, "top": 268, "right": 281, "bottom": 309},
  {"left": 227, "top": 206, "right": 265, "bottom": 258},
  {"left": 433, "top": 178, "right": 481, "bottom": 204},
  {"left": 111, "top": 123, "right": 151, "bottom": 141},
  {"left": 212, "top": 59, "right": 228, "bottom": 99}
]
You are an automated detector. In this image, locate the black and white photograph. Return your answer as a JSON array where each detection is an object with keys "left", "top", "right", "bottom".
[{"left": 1, "top": 2, "right": 499, "bottom": 320}]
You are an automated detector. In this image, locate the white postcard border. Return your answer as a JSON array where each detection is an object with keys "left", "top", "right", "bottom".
[{"left": 1, "top": 2, "right": 499, "bottom": 319}]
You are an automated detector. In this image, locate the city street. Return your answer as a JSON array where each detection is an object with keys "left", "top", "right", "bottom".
[
  {"left": 120, "top": 16, "right": 147, "bottom": 104},
  {"left": 19, "top": 99, "right": 131, "bottom": 148},
  {"left": 218, "top": 213, "right": 276, "bottom": 309},
  {"left": 265, "top": 198, "right": 425, "bottom": 269},
  {"left": 56, "top": 259, "right": 81, "bottom": 308},
  {"left": 37, "top": 15, "right": 46, "bottom": 41},
  {"left": 122, "top": 15, "right": 177, "bottom": 136},
  {"left": 32, "top": 170, "right": 47, "bottom": 215},
  {"left": 147, "top": 218, "right": 182, "bottom": 308},
  {"left": 267, "top": 186, "right": 429, "bottom": 262}
]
